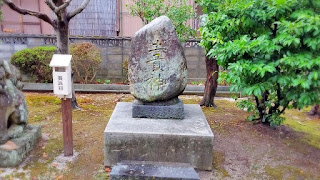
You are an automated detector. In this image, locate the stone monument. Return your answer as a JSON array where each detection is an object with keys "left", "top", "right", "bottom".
[
  {"left": 104, "top": 16, "right": 214, "bottom": 171},
  {"left": 0, "top": 60, "right": 41, "bottom": 167},
  {"left": 129, "top": 15, "right": 187, "bottom": 119}
]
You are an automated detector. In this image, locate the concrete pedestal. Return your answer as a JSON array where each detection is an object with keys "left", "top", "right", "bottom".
[
  {"left": 0, "top": 125, "right": 41, "bottom": 167},
  {"left": 104, "top": 103, "right": 214, "bottom": 170}
]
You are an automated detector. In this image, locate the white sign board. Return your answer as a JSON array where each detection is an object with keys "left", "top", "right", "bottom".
[{"left": 49, "top": 54, "right": 72, "bottom": 98}]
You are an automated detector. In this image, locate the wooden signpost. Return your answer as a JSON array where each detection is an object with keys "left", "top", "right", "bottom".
[{"left": 50, "top": 54, "right": 73, "bottom": 156}]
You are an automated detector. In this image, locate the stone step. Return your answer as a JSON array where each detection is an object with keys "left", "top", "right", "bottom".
[{"left": 110, "top": 161, "right": 200, "bottom": 180}]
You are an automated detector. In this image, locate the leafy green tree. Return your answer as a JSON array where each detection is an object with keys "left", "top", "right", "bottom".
[
  {"left": 127, "top": 0, "right": 196, "bottom": 41},
  {"left": 199, "top": 0, "right": 320, "bottom": 126}
]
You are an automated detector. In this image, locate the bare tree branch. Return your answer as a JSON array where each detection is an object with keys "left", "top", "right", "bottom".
[
  {"left": 3, "top": 0, "right": 56, "bottom": 27},
  {"left": 56, "top": 0, "right": 72, "bottom": 13},
  {"left": 67, "top": 0, "right": 90, "bottom": 21},
  {"left": 45, "top": 0, "right": 73, "bottom": 14},
  {"left": 44, "top": 0, "right": 57, "bottom": 12}
]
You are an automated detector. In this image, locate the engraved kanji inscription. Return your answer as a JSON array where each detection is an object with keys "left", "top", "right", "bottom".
[{"left": 146, "top": 39, "right": 167, "bottom": 91}]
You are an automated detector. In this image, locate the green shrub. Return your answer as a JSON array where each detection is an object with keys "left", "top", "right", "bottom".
[
  {"left": 11, "top": 46, "right": 56, "bottom": 83},
  {"left": 70, "top": 42, "right": 101, "bottom": 84}
]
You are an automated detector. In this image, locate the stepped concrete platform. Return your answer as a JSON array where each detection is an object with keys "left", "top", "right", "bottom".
[
  {"left": 0, "top": 125, "right": 41, "bottom": 167},
  {"left": 110, "top": 161, "right": 200, "bottom": 180},
  {"left": 104, "top": 102, "right": 214, "bottom": 171}
]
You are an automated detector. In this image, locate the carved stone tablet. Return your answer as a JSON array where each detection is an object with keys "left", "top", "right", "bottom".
[{"left": 129, "top": 16, "right": 187, "bottom": 102}]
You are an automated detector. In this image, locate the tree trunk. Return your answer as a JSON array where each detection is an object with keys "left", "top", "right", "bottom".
[
  {"left": 309, "top": 105, "right": 319, "bottom": 116},
  {"left": 55, "top": 23, "right": 80, "bottom": 109},
  {"left": 200, "top": 56, "right": 219, "bottom": 107},
  {"left": 56, "top": 27, "right": 69, "bottom": 54}
]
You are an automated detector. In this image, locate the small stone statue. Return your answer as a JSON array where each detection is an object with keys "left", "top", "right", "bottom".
[{"left": 0, "top": 60, "right": 28, "bottom": 144}]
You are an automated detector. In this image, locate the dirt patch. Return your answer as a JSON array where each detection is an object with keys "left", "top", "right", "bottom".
[
  {"left": 204, "top": 99, "right": 320, "bottom": 180},
  {"left": 0, "top": 93, "right": 319, "bottom": 180}
]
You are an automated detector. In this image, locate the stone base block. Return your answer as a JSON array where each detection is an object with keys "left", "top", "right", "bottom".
[
  {"left": 132, "top": 98, "right": 184, "bottom": 119},
  {"left": 104, "top": 103, "right": 214, "bottom": 170},
  {"left": 110, "top": 161, "right": 200, "bottom": 180},
  {"left": 0, "top": 125, "right": 41, "bottom": 167}
]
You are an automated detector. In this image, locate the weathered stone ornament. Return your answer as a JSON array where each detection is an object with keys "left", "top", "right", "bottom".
[
  {"left": 129, "top": 16, "right": 187, "bottom": 102},
  {"left": 0, "top": 60, "right": 41, "bottom": 167},
  {"left": 0, "top": 60, "right": 27, "bottom": 144}
]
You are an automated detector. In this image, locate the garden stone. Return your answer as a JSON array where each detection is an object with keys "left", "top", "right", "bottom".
[{"left": 129, "top": 16, "right": 187, "bottom": 102}]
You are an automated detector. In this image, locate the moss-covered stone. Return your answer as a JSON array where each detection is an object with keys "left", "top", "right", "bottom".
[
  {"left": 0, "top": 125, "right": 41, "bottom": 167},
  {"left": 129, "top": 16, "right": 187, "bottom": 102}
]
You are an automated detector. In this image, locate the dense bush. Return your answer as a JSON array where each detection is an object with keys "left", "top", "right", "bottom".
[
  {"left": 70, "top": 42, "right": 101, "bottom": 84},
  {"left": 11, "top": 46, "right": 56, "bottom": 83},
  {"left": 199, "top": 0, "right": 320, "bottom": 126}
]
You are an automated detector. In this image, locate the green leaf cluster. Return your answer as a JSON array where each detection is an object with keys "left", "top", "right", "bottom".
[
  {"left": 11, "top": 46, "right": 56, "bottom": 83},
  {"left": 199, "top": 0, "right": 320, "bottom": 126},
  {"left": 126, "top": 0, "right": 196, "bottom": 42}
]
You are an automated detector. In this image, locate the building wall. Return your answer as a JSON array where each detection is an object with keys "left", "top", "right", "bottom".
[
  {"left": 120, "top": 0, "right": 143, "bottom": 37},
  {"left": 0, "top": 34, "right": 206, "bottom": 83},
  {"left": 0, "top": 0, "right": 199, "bottom": 37},
  {"left": 1, "top": 0, "right": 53, "bottom": 34}
]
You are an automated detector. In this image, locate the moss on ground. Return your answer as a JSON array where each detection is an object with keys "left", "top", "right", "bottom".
[
  {"left": 283, "top": 108, "right": 320, "bottom": 149},
  {"left": 212, "top": 150, "right": 230, "bottom": 178},
  {"left": 264, "top": 165, "right": 313, "bottom": 180}
]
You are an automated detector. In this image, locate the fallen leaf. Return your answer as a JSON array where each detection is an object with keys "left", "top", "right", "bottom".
[
  {"left": 0, "top": 141, "right": 18, "bottom": 150},
  {"left": 42, "top": 153, "right": 48, "bottom": 159},
  {"left": 105, "top": 167, "right": 111, "bottom": 172},
  {"left": 51, "top": 163, "right": 58, "bottom": 167},
  {"left": 56, "top": 175, "right": 63, "bottom": 180}
]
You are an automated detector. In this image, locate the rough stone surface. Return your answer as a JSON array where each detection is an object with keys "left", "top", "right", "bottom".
[
  {"left": 104, "top": 103, "right": 214, "bottom": 170},
  {"left": 0, "top": 125, "right": 41, "bottom": 167},
  {"left": 132, "top": 98, "right": 184, "bottom": 119},
  {"left": 129, "top": 16, "right": 187, "bottom": 102},
  {"left": 0, "top": 60, "right": 28, "bottom": 144},
  {"left": 110, "top": 161, "right": 200, "bottom": 180}
]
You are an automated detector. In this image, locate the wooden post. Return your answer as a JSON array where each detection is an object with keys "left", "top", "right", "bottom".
[{"left": 61, "top": 98, "right": 73, "bottom": 156}]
